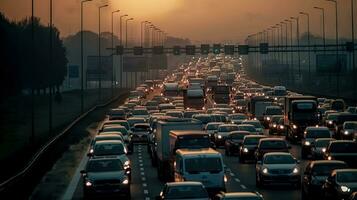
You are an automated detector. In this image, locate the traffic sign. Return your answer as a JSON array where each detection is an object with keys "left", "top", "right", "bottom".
[
  {"left": 238, "top": 45, "right": 249, "bottom": 55},
  {"left": 186, "top": 45, "right": 196, "bottom": 55},
  {"left": 224, "top": 45, "right": 235, "bottom": 55},
  {"left": 213, "top": 44, "right": 221, "bottom": 54},
  {"left": 201, "top": 44, "right": 210, "bottom": 55},
  {"left": 133, "top": 46, "right": 143, "bottom": 55}
]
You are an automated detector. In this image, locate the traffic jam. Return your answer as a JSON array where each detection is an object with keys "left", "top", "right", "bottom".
[{"left": 80, "top": 55, "right": 357, "bottom": 200}]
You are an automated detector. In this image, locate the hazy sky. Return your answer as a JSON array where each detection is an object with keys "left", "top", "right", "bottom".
[{"left": 0, "top": 0, "right": 355, "bottom": 44}]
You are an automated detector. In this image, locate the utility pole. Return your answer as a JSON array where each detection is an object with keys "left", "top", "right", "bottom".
[
  {"left": 98, "top": 5, "right": 108, "bottom": 102},
  {"left": 111, "top": 10, "right": 120, "bottom": 98}
]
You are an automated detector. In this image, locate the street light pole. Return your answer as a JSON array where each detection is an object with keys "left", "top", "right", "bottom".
[
  {"left": 125, "top": 17, "right": 133, "bottom": 88},
  {"left": 285, "top": 19, "right": 294, "bottom": 85},
  {"left": 352, "top": 0, "right": 355, "bottom": 72},
  {"left": 300, "top": 12, "right": 311, "bottom": 77},
  {"left": 98, "top": 5, "right": 108, "bottom": 102},
  {"left": 281, "top": 22, "right": 288, "bottom": 65},
  {"left": 49, "top": 0, "right": 53, "bottom": 134},
  {"left": 80, "top": 0, "right": 92, "bottom": 114},
  {"left": 314, "top": 7, "right": 326, "bottom": 51},
  {"left": 31, "top": 0, "right": 35, "bottom": 146},
  {"left": 111, "top": 9, "right": 120, "bottom": 98},
  {"left": 326, "top": 0, "right": 339, "bottom": 96},
  {"left": 119, "top": 14, "right": 128, "bottom": 88},
  {"left": 291, "top": 17, "right": 301, "bottom": 76}
]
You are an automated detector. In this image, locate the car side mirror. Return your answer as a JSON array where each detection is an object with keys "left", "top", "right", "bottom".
[{"left": 210, "top": 142, "right": 216, "bottom": 149}]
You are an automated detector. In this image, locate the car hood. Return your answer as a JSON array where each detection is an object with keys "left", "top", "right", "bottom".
[
  {"left": 87, "top": 171, "right": 126, "bottom": 181},
  {"left": 243, "top": 145, "right": 258, "bottom": 149},
  {"left": 264, "top": 163, "right": 297, "bottom": 170}
]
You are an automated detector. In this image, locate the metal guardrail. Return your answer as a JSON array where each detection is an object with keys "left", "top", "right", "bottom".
[{"left": 0, "top": 90, "right": 129, "bottom": 197}]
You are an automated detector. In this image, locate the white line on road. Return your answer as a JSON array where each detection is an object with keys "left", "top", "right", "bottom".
[
  {"left": 139, "top": 156, "right": 142, "bottom": 159},
  {"left": 141, "top": 172, "right": 145, "bottom": 176},
  {"left": 240, "top": 184, "right": 247, "bottom": 189},
  {"left": 230, "top": 172, "right": 235, "bottom": 177},
  {"left": 142, "top": 177, "right": 146, "bottom": 181},
  {"left": 234, "top": 178, "right": 240, "bottom": 182},
  {"left": 142, "top": 183, "right": 147, "bottom": 187},
  {"left": 144, "top": 190, "right": 149, "bottom": 194},
  {"left": 139, "top": 159, "right": 143, "bottom": 163},
  {"left": 140, "top": 167, "right": 144, "bottom": 171},
  {"left": 140, "top": 163, "right": 143, "bottom": 167},
  {"left": 145, "top": 197, "right": 150, "bottom": 200}
]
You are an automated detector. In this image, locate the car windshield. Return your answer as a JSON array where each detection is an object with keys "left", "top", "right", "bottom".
[
  {"left": 260, "top": 141, "right": 287, "bottom": 149},
  {"left": 103, "top": 127, "right": 128, "bottom": 135},
  {"left": 264, "top": 155, "right": 295, "bottom": 164},
  {"left": 327, "top": 114, "right": 338, "bottom": 120},
  {"left": 244, "top": 137, "right": 263, "bottom": 145},
  {"left": 206, "top": 124, "right": 221, "bottom": 130},
  {"left": 165, "top": 185, "right": 208, "bottom": 199},
  {"left": 266, "top": 108, "right": 282, "bottom": 115},
  {"left": 315, "top": 140, "right": 334, "bottom": 147},
  {"left": 312, "top": 164, "right": 347, "bottom": 176},
  {"left": 146, "top": 101, "right": 158, "bottom": 106},
  {"left": 272, "top": 116, "right": 283, "bottom": 123},
  {"left": 230, "top": 133, "right": 248, "bottom": 140},
  {"left": 134, "top": 125, "right": 150, "bottom": 131},
  {"left": 94, "top": 143, "right": 126, "bottom": 156},
  {"left": 306, "top": 130, "right": 331, "bottom": 138},
  {"left": 219, "top": 126, "right": 238, "bottom": 132},
  {"left": 337, "top": 171, "right": 357, "bottom": 182},
  {"left": 330, "top": 143, "right": 357, "bottom": 153},
  {"left": 87, "top": 159, "right": 123, "bottom": 172},
  {"left": 132, "top": 110, "right": 148, "bottom": 115},
  {"left": 193, "top": 115, "right": 212, "bottom": 124},
  {"left": 185, "top": 157, "right": 222, "bottom": 173},
  {"left": 176, "top": 138, "right": 211, "bottom": 149},
  {"left": 244, "top": 121, "right": 263, "bottom": 128},
  {"left": 238, "top": 126, "right": 256, "bottom": 132},
  {"left": 128, "top": 119, "right": 146, "bottom": 126},
  {"left": 344, "top": 122, "right": 357, "bottom": 129},
  {"left": 231, "top": 115, "right": 247, "bottom": 120}
]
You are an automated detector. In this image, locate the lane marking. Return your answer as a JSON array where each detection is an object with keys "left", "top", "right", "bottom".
[
  {"left": 234, "top": 178, "right": 240, "bottom": 182},
  {"left": 144, "top": 190, "right": 149, "bottom": 194},
  {"left": 142, "top": 177, "right": 146, "bottom": 181},
  {"left": 240, "top": 184, "right": 247, "bottom": 189},
  {"left": 139, "top": 156, "right": 142, "bottom": 159},
  {"left": 139, "top": 160, "right": 143, "bottom": 163},
  {"left": 140, "top": 163, "right": 143, "bottom": 167},
  {"left": 61, "top": 148, "right": 89, "bottom": 200},
  {"left": 141, "top": 172, "right": 145, "bottom": 176},
  {"left": 142, "top": 183, "right": 147, "bottom": 187},
  {"left": 140, "top": 167, "right": 144, "bottom": 171},
  {"left": 145, "top": 197, "right": 150, "bottom": 200},
  {"left": 230, "top": 172, "right": 235, "bottom": 177}
]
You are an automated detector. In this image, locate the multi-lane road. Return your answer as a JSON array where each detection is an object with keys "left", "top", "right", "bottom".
[{"left": 56, "top": 91, "right": 308, "bottom": 200}]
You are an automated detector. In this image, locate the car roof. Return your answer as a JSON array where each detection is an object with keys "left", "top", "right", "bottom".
[
  {"left": 229, "top": 131, "right": 251, "bottom": 135},
  {"left": 94, "top": 140, "right": 125, "bottom": 145},
  {"left": 260, "top": 138, "right": 285, "bottom": 142},
  {"left": 244, "top": 135, "right": 267, "bottom": 139},
  {"left": 166, "top": 181, "right": 204, "bottom": 187},
  {"left": 306, "top": 126, "right": 329, "bottom": 131},
  {"left": 334, "top": 168, "right": 357, "bottom": 173},
  {"left": 170, "top": 130, "right": 207, "bottom": 136},
  {"left": 134, "top": 123, "right": 150, "bottom": 126},
  {"left": 310, "top": 160, "right": 347, "bottom": 166},
  {"left": 222, "top": 192, "right": 261, "bottom": 197},
  {"left": 264, "top": 152, "right": 291, "bottom": 156},
  {"left": 176, "top": 148, "right": 220, "bottom": 156}
]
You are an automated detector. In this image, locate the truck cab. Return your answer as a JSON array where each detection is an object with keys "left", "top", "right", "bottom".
[
  {"left": 284, "top": 96, "right": 319, "bottom": 143},
  {"left": 174, "top": 148, "right": 226, "bottom": 194}
]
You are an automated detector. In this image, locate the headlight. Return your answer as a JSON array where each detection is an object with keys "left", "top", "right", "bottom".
[
  {"left": 322, "top": 148, "right": 326, "bottom": 153},
  {"left": 224, "top": 175, "right": 228, "bottom": 183},
  {"left": 304, "top": 141, "right": 311, "bottom": 146},
  {"left": 344, "top": 131, "right": 349, "bottom": 135},
  {"left": 293, "top": 167, "right": 299, "bottom": 174},
  {"left": 266, "top": 117, "right": 271, "bottom": 121},
  {"left": 243, "top": 148, "right": 249, "bottom": 153},
  {"left": 328, "top": 121, "right": 333, "bottom": 125},
  {"left": 262, "top": 168, "right": 268, "bottom": 174},
  {"left": 273, "top": 124, "right": 277, "bottom": 128},
  {"left": 89, "top": 149, "right": 94, "bottom": 154},
  {"left": 279, "top": 125, "right": 284, "bottom": 129},
  {"left": 340, "top": 185, "right": 351, "bottom": 193},
  {"left": 85, "top": 181, "right": 93, "bottom": 187},
  {"left": 327, "top": 156, "right": 332, "bottom": 160},
  {"left": 218, "top": 135, "right": 222, "bottom": 139},
  {"left": 122, "top": 179, "right": 129, "bottom": 185},
  {"left": 293, "top": 125, "right": 298, "bottom": 129}
]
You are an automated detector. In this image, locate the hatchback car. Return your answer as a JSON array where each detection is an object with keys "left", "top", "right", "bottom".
[
  {"left": 131, "top": 123, "right": 151, "bottom": 143},
  {"left": 255, "top": 152, "right": 300, "bottom": 188}
]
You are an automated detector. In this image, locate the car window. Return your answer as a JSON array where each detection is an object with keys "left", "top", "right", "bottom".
[
  {"left": 185, "top": 157, "right": 222, "bottom": 173},
  {"left": 337, "top": 171, "right": 357, "bottom": 182},
  {"left": 264, "top": 155, "right": 295, "bottom": 164},
  {"left": 94, "top": 143, "right": 126, "bottom": 156},
  {"left": 165, "top": 185, "right": 208, "bottom": 199},
  {"left": 312, "top": 164, "right": 347, "bottom": 176},
  {"left": 260, "top": 140, "right": 287, "bottom": 149}
]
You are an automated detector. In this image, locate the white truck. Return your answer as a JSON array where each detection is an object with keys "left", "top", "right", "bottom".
[{"left": 155, "top": 118, "right": 202, "bottom": 181}]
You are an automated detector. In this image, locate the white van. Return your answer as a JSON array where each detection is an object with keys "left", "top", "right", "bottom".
[{"left": 174, "top": 148, "right": 226, "bottom": 193}]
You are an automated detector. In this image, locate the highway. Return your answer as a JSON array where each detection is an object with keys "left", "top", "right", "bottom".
[{"left": 56, "top": 92, "right": 308, "bottom": 200}]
